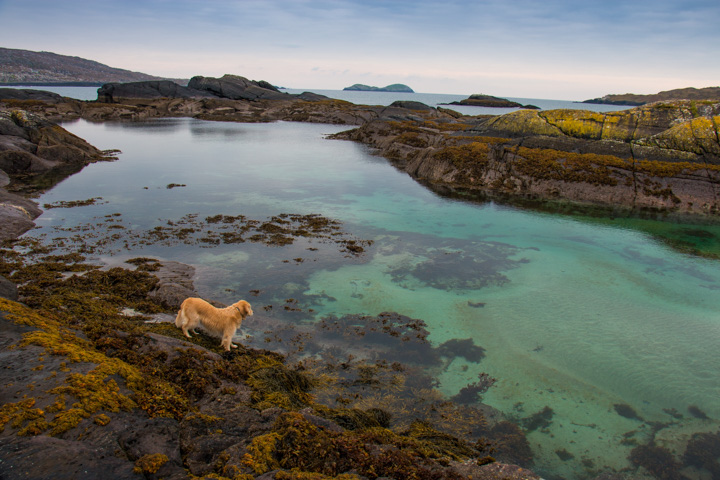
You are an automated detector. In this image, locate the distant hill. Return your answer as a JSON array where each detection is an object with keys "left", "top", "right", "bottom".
[
  {"left": 0, "top": 47, "right": 181, "bottom": 85},
  {"left": 344, "top": 83, "right": 414, "bottom": 93},
  {"left": 583, "top": 86, "right": 720, "bottom": 106}
]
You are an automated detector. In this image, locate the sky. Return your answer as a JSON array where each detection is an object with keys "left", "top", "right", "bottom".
[{"left": 0, "top": 0, "right": 718, "bottom": 100}]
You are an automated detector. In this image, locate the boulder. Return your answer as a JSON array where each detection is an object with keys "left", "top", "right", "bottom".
[{"left": 0, "top": 189, "right": 43, "bottom": 241}]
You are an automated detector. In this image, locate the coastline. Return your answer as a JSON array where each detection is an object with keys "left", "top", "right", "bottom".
[{"left": 2, "top": 83, "right": 720, "bottom": 480}]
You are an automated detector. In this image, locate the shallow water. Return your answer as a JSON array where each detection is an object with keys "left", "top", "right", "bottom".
[{"left": 30, "top": 118, "right": 720, "bottom": 479}]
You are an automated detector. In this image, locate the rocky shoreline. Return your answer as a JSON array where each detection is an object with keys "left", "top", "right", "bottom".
[{"left": 2, "top": 77, "right": 720, "bottom": 480}]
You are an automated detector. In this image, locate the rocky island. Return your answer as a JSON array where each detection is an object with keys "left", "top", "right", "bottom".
[
  {"left": 442, "top": 94, "right": 539, "bottom": 109},
  {"left": 344, "top": 83, "right": 414, "bottom": 93},
  {"left": 2, "top": 75, "right": 720, "bottom": 480}
]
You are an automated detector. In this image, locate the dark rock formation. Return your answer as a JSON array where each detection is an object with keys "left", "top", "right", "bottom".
[
  {"left": 97, "top": 80, "right": 215, "bottom": 102},
  {"left": 187, "top": 74, "right": 290, "bottom": 101},
  {"left": 344, "top": 83, "right": 414, "bottom": 92},
  {"left": 0, "top": 108, "right": 113, "bottom": 238},
  {"left": 0, "top": 88, "right": 65, "bottom": 103},
  {"left": 443, "top": 94, "right": 538, "bottom": 109},
  {"left": 390, "top": 100, "right": 435, "bottom": 111}
]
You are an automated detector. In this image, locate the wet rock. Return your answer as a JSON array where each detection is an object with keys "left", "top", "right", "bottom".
[
  {"left": 0, "top": 189, "right": 42, "bottom": 240},
  {"left": 0, "top": 434, "right": 138, "bottom": 480},
  {"left": 147, "top": 261, "right": 198, "bottom": 308}
]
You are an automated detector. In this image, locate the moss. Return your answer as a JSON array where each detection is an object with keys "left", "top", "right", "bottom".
[{"left": 133, "top": 453, "right": 169, "bottom": 474}]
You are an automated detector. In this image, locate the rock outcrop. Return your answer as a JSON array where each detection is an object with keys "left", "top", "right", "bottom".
[
  {"left": 443, "top": 94, "right": 539, "bottom": 109},
  {"left": 187, "top": 74, "right": 290, "bottom": 101},
  {"left": 97, "top": 80, "right": 216, "bottom": 102},
  {"left": 0, "top": 108, "right": 114, "bottom": 239},
  {"left": 335, "top": 100, "right": 720, "bottom": 215}
]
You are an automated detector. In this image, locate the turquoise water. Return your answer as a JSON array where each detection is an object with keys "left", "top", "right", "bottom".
[{"left": 31, "top": 118, "right": 720, "bottom": 479}]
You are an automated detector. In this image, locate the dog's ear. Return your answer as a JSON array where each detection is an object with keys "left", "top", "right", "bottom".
[{"left": 238, "top": 300, "right": 252, "bottom": 316}]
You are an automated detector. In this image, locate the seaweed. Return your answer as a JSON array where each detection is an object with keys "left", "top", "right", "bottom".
[
  {"left": 614, "top": 403, "right": 643, "bottom": 421},
  {"left": 521, "top": 406, "right": 554, "bottom": 432},
  {"left": 629, "top": 444, "right": 686, "bottom": 480}
]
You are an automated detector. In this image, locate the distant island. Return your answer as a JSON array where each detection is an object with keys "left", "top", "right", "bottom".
[
  {"left": 583, "top": 86, "right": 720, "bottom": 106},
  {"left": 344, "top": 83, "right": 414, "bottom": 93},
  {"left": 0, "top": 47, "right": 185, "bottom": 85},
  {"left": 442, "top": 94, "right": 539, "bottom": 109}
]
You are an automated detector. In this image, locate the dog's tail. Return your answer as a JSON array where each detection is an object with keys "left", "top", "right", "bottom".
[{"left": 175, "top": 308, "right": 184, "bottom": 328}]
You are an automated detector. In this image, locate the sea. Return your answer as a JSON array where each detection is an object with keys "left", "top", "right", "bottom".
[
  {"left": 8, "top": 86, "right": 718, "bottom": 480},
  {"left": 2, "top": 85, "right": 634, "bottom": 115}
]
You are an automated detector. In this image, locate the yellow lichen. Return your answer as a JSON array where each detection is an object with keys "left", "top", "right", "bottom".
[
  {"left": 94, "top": 413, "right": 111, "bottom": 426},
  {"left": 133, "top": 453, "right": 169, "bottom": 474}
]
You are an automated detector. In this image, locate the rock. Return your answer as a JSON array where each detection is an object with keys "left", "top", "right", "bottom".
[
  {"left": 344, "top": 83, "right": 414, "bottom": 93},
  {"left": 446, "top": 94, "right": 525, "bottom": 108},
  {"left": 145, "top": 261, "right": 197, "bottom": 309},
  {"left": 188, "top": 74, "right": 291, "bottom": 101},
  {"left": 389, "top": 100, "right": 434, "bottom": 111},
  {"left": 0, "top": 87, "right": 65, "bottom": 103},
  {"left": 0, "top": 189, "right": 43, "bottom": 240},
  {"left": 0, "top": 434, "right": 139, "bottom": 480},
  {"left": 296, "top": 91, "right": 330, "bottom": 102},
  {"left": 97, "top": 80, "right": 215, "bottom": 102},
  {"left": 0, "top": 275, "right": 18, "bottom": 301}
]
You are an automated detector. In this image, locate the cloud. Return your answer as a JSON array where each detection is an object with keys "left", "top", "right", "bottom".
[{"left": 0, "top": 0, "right": 718, "bottom": 98}]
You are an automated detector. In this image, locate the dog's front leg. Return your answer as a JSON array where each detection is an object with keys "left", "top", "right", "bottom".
[{"left": 221, "top": 328, "right": 238, "bottom": 351}]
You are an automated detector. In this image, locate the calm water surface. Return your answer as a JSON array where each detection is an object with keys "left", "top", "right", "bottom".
[
  {"left": 31, "top": 118, "right": 720, "bottom": 479},
  {"left": 5, "top": 85, "right": 633, "bottom": 115}
]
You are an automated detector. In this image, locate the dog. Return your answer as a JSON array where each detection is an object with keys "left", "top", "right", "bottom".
[{"left": 175, "top": 297, "right": 253, "bottom": 351}]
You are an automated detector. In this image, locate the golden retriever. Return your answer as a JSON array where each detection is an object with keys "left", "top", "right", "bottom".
[{"left": 175, "top": 298, "right": 253, "bottom": 351}]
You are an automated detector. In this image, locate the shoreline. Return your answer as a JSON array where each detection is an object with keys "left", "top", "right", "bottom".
[{"left": 1, "top": 87, "right": 714, "bottom": 478}]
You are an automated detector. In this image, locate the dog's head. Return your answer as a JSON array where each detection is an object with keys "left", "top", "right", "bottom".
[{"left": 233, "top": 300, "right": 253, "bottom": 319}]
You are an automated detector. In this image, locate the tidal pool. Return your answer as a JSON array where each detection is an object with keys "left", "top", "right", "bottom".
[{"left": 30, "top": 118, "right": 720, "bottom": 479}]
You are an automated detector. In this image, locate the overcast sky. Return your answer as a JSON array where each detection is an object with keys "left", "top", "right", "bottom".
[{"left": 1, "top": 0, "right": 718, "bottom": 100}]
